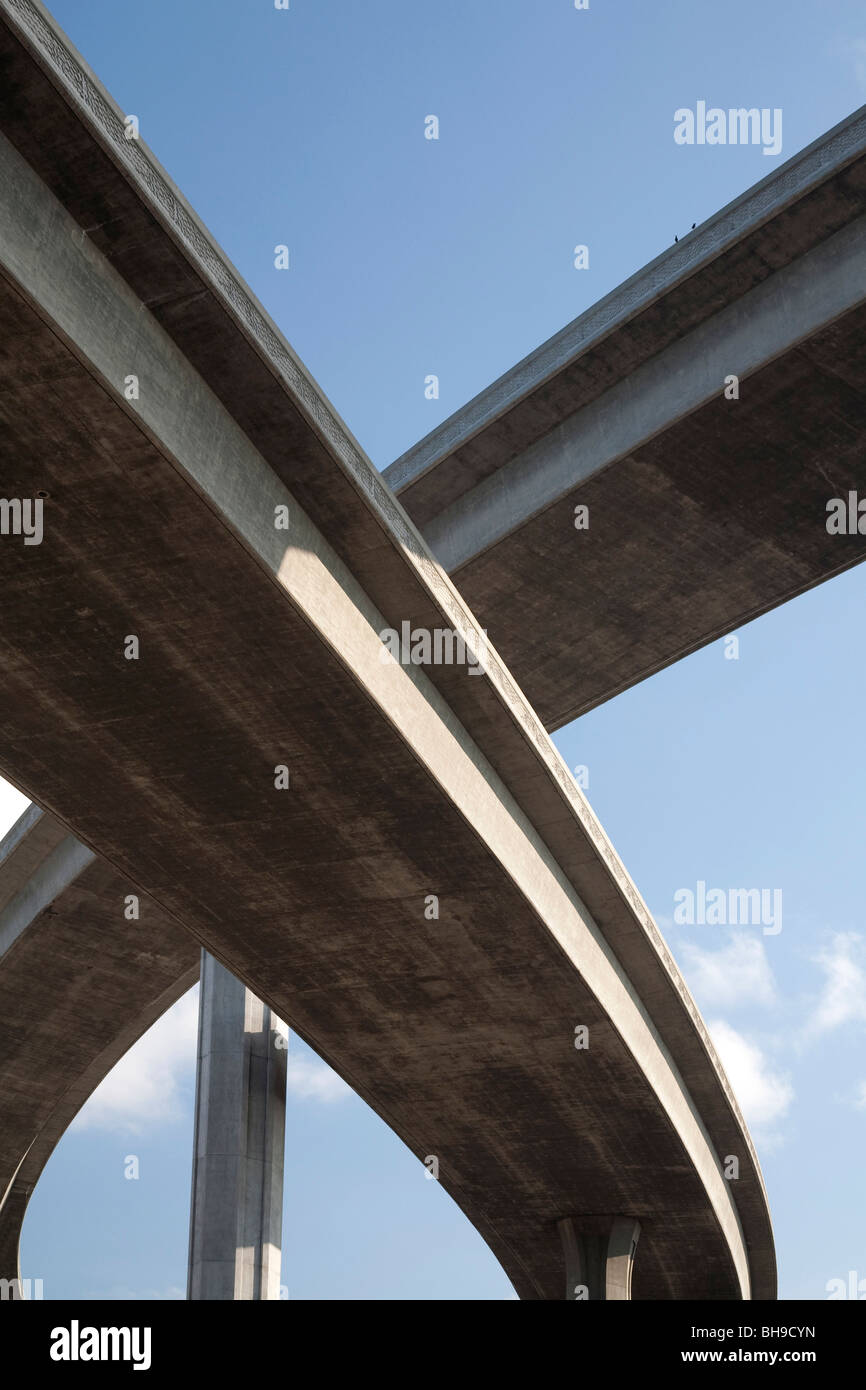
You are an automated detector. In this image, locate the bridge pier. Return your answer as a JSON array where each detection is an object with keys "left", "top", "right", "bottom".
[
  {"left": 557, "top": 1216, "right": 641, "bottom": 1300},
  {"left": 187, "top": 952, "right": 288, "bottom": 1300}
]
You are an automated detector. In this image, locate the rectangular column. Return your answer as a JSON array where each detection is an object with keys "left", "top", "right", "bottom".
[{"left": 187, "top": 951, "right": 288, "bottom": 1300}]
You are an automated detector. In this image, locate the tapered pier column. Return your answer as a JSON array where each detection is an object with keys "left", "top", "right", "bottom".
[
  {"left": 557, "top": 1216, "right": 641, "bottom": 1300},
  {"left": 187, "top": 951, "right": 288, "bottom": 1299}
]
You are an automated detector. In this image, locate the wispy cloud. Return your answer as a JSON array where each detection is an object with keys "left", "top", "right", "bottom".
[
  {"left": 708, "top": 1018, "right": 793, "bottom": 1144},
  {"left": 72, "top": 988, "right": 200, "bottom": 1135},
  {"left": 72, "top": 985, "right": 350, "bottom": 1134},
  {"left": 805, "top": 932, "right": 866, "bottom": 1039},
  {"left": 679, "top": 933, "right": 777, "bottom": 1012},
  {"left": 286, "top": 1053, "right": 352, "bottom": 1103}
]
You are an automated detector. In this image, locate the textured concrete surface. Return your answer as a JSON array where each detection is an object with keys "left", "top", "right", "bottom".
[
  {"left": 387, "top": 105, "right": 866, "bottom": 729},
  {"left": 187, "top": 952, "right": 287, "bottom": 1301},
  {"left": 0, "top": 0, "right": 775, "bottom": 1299}
]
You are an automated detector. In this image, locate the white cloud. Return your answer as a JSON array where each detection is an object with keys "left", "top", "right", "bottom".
[
  {"left": 806, "top": 933, "right": 866, "bottom": 1039},
  {"left": 73, "top": 986, "right": 350, "bottom": 1133},
  {"left": 679, "top": 933, "right": 777, "bottom": 1012},
  {"left": 72, "top": 987, "right": 200, "bottom": 1135},
  {"left": 286, "top": 1052, "right": 352, "bottom": 1103},
  {"left": 708, "top": 1019, "right": 793, "bottom": 1140}
]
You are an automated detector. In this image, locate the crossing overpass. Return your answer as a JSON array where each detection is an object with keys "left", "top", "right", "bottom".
[{"left": 387, "top": 103, "right": 866, "bottom": 729}]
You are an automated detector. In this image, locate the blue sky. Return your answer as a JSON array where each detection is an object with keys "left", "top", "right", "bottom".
[{"left": 4, "top": 0, "right": 866, "bottom": 1299}]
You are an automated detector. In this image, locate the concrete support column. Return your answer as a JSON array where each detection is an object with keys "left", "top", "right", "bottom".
[
  {"left": 187, "top": 951, "right": 288, "bottom": 1300},
  {"left": 557, "top": 1215, "right": 641, "bottom": 1300}
]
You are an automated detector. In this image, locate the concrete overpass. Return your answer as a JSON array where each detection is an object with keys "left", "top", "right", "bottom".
[
  {"left": 0, "top": 805, "right": 286, "bottom": 1302},
  {"left": 386, "top": 102, "right": 866, "bottom": 729},
  {"left": 0, "top": 0, "right": 776, "bottom": 1298},
  {"left": 0, "top": 805, "right": 198, "bottom": 1284}
]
